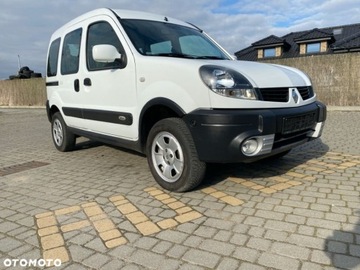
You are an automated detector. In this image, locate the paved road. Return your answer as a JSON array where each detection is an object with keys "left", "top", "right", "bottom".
[{"left": 0, "top": 108, "right": 359, "bottom": 270}]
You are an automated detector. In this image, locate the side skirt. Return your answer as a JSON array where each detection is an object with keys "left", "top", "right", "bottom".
[{"left": 68, "top": 127, "right": 143, "bottom": 154}]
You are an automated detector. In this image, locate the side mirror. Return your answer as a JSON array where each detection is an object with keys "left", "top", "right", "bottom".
[{"left": 92, "top": 44, "right": 121, "bottom": 63}]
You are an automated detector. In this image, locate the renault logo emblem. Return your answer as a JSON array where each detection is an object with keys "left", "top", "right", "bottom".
[{"left": 292, "top": 89, "right": 299, "bottom": 104}]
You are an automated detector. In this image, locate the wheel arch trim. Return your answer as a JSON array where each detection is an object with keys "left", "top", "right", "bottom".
[{"left": 138, "top": 98, "right": 186, "bottom": 151}]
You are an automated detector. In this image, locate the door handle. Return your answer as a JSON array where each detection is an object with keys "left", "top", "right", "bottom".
[
  {"left": 84, "top": 78, "right": 92, "bottom": 86},
  {"left": 74, "top": 79, "right": 80, "bottom": 92}
]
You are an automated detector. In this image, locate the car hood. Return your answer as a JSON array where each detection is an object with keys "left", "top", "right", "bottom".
[{"left": 203, "top": 60, "right": 311, "bottom": 88}]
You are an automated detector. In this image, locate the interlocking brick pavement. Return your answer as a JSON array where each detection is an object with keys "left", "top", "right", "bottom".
[{"left": 0, "top": 108, "right": 360, "bottom": 269}]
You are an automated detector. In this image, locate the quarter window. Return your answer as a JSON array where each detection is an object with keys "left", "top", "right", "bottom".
[
  {"left": 47, "top": 38, "right": 61, "bottom": 77},
  {"left": 86, "top": 21, "right": 126, "bottom": 70},
  {"left": 61, "top": 29, "right": 82, "bottom": 75}
]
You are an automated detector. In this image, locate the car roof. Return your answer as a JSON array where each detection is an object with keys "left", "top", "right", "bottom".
[
  {"left": 112, "top": 9, "right": 192, "bottom": 27},
  {"left": 50, "top": 8, "right": 195, "bottom": 39}
]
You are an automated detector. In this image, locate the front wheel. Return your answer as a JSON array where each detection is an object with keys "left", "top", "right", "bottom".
[
  {"left": 51, "top": 112, "right": 75, "bottom": 152},
  {"left": 146, "top": 118, "right": 206, "bottom": 192}
]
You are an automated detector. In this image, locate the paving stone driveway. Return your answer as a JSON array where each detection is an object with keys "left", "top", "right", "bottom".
[{"left": 0, "top": 108, "right": 359, "bottom": 270}]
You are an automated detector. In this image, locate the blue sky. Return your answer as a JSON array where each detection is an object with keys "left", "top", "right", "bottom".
[{"left": 0, "top": 0, "right": 359, "bottom": 79}]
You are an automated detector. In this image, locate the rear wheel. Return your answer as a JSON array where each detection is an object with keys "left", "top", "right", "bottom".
[
  {"left": 146, "top": 118, "right": 206, "bottom": 192},
  {"left": 51, "top": 112, "right": 75, "bottom": 152}
]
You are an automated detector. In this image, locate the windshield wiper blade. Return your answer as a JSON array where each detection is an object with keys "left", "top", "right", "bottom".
[
  {"left": 150, "top": 53, "right": 226, "bottom": 60},
  {"left": 194, "top": 56, "right": 225, "bottom": 60},
  {"left": 151, "top": 53, "right": 195, "bottom": 59}
]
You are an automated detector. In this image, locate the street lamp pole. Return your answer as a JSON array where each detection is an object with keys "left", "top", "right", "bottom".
[{"left": 17, "top": 55, "right": 21, "bottom": 70}]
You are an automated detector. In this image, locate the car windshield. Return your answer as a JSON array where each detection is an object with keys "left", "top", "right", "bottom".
[{"left": 120, "top": 19, "right": 230, "bottom": 60}]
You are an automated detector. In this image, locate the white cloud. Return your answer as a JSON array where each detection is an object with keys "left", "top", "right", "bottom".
[{"left": 0, "top": 0, "right": 359, "bottom": 79}]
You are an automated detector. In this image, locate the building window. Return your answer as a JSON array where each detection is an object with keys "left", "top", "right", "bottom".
[
  {"left": 306, "top": 43, "right": 321, "bottom": 53},
  {"left": 264, "top": 48, "right": 276, "bottom": 57}
]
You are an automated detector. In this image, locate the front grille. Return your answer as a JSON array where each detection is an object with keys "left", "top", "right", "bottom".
[
  {"left": 297, "top": 86, "right": 314, "bottom": 100},
  {"left": 258, "top": 86, "right": 314, "bottom": 102},
  {"left": 282, "top": 113, "right": 316, "bottom": 135},
  {"left": 258, "top": 88, "right": 289, "bottom": 102}
]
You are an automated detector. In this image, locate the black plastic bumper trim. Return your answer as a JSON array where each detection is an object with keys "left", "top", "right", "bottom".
[
  {"left": 62, "top": 107, "right": 133, "bottom": 126},
  {"left": 46, "top": 81, "right": 59, "bottom": 86},
  {"left": 183, "top": 101, "right": 326, "bottom": 163}
]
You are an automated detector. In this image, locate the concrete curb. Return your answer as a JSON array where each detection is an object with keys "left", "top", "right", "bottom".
[
  {"left": 0, "top": 106, "right": 45, "bottom": 109},
  {"left": 326, "top": 106, "right": 360, "bottom": 111}
]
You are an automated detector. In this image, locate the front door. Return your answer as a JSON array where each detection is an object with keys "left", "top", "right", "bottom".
[{"left": 78, "top": 16, "right": 137, "bottom": 140}]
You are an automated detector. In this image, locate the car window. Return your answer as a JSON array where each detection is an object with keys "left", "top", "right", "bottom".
[
  {"left": 150, "top": 41, "right": 172, "bottom": 54},
  {"left": 121, "top": 19, "right": 229, "bottom": 59},
  {"left": 179, "top": 35, "right": 222, "bottom": 57},
  {"left": 86, "top": 21, "right": 126, "bottom": 71},
  {"left": 47, "top": 38, "right": 61, "bottom": 77},
  {"left": 61, "top": 28, "right": 82, "bottom": 75}
]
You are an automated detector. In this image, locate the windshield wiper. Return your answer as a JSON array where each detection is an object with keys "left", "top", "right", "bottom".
[
  {"left": 194, "top": 56, "right": 226, "bottom": 60},
  {"left": 150, "top": 53, "right": 226, "bottom": 60},
  {"left": 151, "top": 53, "right": 196, "bottom": 59}
]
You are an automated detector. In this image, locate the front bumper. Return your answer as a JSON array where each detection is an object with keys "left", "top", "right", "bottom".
[{"left": 183, "top": 101, "right": 326, "bottom": 163}]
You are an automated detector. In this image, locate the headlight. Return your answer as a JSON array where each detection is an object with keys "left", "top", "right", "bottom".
[{"left": 200, "top": 65, "right": 258, "bottom": 100}]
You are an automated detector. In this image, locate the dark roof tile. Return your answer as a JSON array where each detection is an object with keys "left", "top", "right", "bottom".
[
  {"left": 332, "top": 31, "right": 360, "bottom": 50},
  {"left": 252, "top": 35, "right": 285, "bottom": 47},
  {"left": 294, "top": 28, "right": 333, "bottom": 42},
  {"left": 235, "top": 23, "right": 360, "bottom": 60}
]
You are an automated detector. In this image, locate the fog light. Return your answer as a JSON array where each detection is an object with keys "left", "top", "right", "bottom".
[{"left": 242, "top": 138, "right": 259, "bottom": 155}]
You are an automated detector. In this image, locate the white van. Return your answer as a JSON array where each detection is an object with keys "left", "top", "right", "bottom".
[{"left": 46, "top": 8, "right": 326, "bottom": 192}]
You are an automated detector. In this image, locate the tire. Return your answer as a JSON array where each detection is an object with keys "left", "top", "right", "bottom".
[
  {"left": 19, "top": 74, "right": 30, "bottom": 79},
  {"left": 146, "top": 118, "right": 206, "bottom": 192},
  {"left": 31, "top": 72, "right": 42, "bottom": 78},
  {"left": 51, "top": 112, "right": 76, "bottom": 152},
  {"left": 20, "top": 70, "right": 32, "bottom": 78},
  {"left": 19, "top": 66, "right": 30, "bottom": 73}
]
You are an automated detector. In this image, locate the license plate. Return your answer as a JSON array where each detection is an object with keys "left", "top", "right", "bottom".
[{"left": 283, "top": 113, "right": 316, "bottom": 134}]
